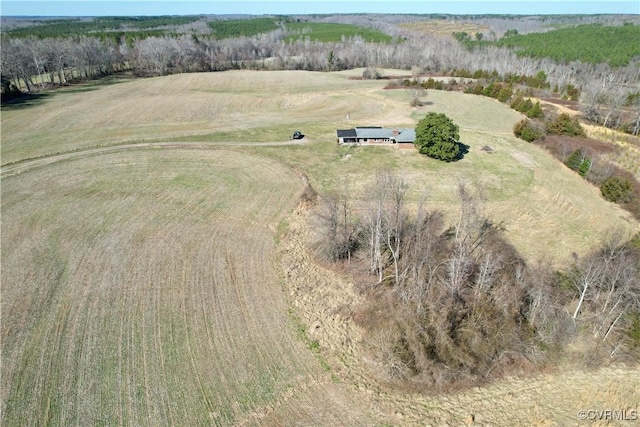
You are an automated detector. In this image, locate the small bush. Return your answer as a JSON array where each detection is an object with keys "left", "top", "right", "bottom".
[
  {"left": 600, "top": 176, "right": 633, "bottom": 204},
  {"left": 578, "top": 157, "right": 592, "bottom": 177},
  {"left": 565, "top": 84, "right": 580, "bottom": 101},
  {"left": 511, "top": 94, "right": 533, "bottom": 112},
  {"left": 362, "top": 67, "right": 382, "bottom": 80},
  {"left": 422, "top": 77, "right": 442, "bottom": 89},
  {"left": 547, "top": 113, "right": 586, "bottom": 137},
  {"left": 465, "top": 83, "right": 485, "bottom": 95},
  {"left": 409, "top": 97, "right": 423, "bottom": 107},
  {"left": 496, "top": 84, "right": 513, "bottom": 103},
  {"left": 510, "top": 95, "right": 544, "bottom": 119},
  {"left": 514, "top": 119, "right": 544, "bottom": 142},
  {"left": 483, "top": 82, "right": 503, "bottom": 99}
]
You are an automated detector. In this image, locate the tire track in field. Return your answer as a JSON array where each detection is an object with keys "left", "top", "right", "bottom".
[
  {"left": 181, "top": 244, "right": 215, "bottom": 419},
  {"left": 0, "top": 139, "right": 310, "bottom": 177}
]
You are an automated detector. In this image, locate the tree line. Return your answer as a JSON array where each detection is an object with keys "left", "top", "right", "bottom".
[
  {"left": 2, "top": 18, "right": 638, "bottom": 109},
  {"left": 313, "top": 173, "right": 640, "bottom": 389}
]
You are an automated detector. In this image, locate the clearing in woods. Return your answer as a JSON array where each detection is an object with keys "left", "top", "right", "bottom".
[{"left": 2, "top": 70, "right": 639, "bottom": 425}]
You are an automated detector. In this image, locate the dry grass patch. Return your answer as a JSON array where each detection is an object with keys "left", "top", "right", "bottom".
[
  {"left": 584, "top": 124, "right": 640, "bottom": 179},
  {"left": 0, "top": 71, "right": 385, "bottom": 164}
]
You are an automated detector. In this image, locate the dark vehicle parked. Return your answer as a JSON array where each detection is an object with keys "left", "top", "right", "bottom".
[{"left": 292, "top": 130, "right": 304, "bottom": 140}]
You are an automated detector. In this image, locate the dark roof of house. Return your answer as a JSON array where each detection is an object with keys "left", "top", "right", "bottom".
[{"left": 337, "top": 129, "right": 357, "bottom": 138}]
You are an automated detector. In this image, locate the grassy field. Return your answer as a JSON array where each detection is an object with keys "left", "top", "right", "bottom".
[
  {"left": 3, "top": 70, "right": 636, "bottom": 260},
  {"left": 1, "top": 148, "right": 384, "bottom": 425},
  {"left": 2, "top": 69, "right": 639, "bottom": 425}
]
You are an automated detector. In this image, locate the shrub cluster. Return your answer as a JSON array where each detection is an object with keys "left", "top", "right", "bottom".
[
  {"left": 421, "top": 77, "right": 445, "bottom": 90},
  {"left": 428, "top": 67, "right": 640, "bottom": 137},
  {"left": 601, "top": 176, "right": 633, "bottom": 204},
  {"left": 362, "top": 67, "right": 382, "bottom": 80},
  {"left": 513, "top": 119, "right": 544, "bottom": 142},
  {"left": 547, "top": 113, "right": 587, "bottom": 137},
  {"left": 450, "top": 68, "right": 500, "bottom": 80},
  {"left": 464, "top": 82, "right": 531, "bottom": 106},
  {"left": 510, "top": 94, "right": 544, "bottom": 118},
  {"left": 504, "top": 70, "right": 550, "bottom": 89},
  {"left": 542, "top": 140, "right": 639, "bottom": 218}
]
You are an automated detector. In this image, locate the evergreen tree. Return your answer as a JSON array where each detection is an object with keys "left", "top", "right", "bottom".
[
  {"left": 578, "top": 157, "right": 592, "bottom": 177},
  {"left": 565, "top": 149, "right": 584, "bottom": 171},
  {"left": 513, "top": 119, "right": 543, "bottom": 142},
  {"left": 414, "top": 113, "right": 461, "bottom": 162},
  {"left": 526, "top": 101, "right": 544, "bottom": 119},
  {"left": 548, "top": 113, "right": 586, "bottom": 137}
]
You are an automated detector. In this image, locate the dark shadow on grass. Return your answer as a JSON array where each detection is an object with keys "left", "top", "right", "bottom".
[
  {"left": 61, "top": 74, "right": 134, "bottom": 93},
  {"left": 1, "top": 73, "right": 135, "bottom": 110},
  {"left": 453, "top": 142, "right": 470, "bottom": 161},
  {"left": 59, "top": 86, "right": 100, "bottom": 94},
  {"left": 412, "top": 101, "right": 434, "bottom": 107},
  {"left": 1, "top": 93, "right": 52, "bottom": 110}
]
